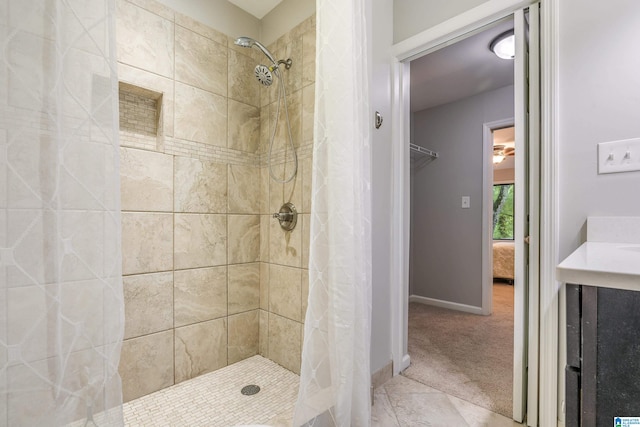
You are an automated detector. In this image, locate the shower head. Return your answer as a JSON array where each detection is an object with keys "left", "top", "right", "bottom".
[
  {"left": 254, "top": 64, "right": 274, "bottom": 86},
  {"left": 234, "top": 36, "right": 278, "bottom": 66}
]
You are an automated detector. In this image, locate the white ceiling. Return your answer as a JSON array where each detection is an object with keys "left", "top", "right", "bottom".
[
  {"left": 493, "top": 126, "right": 514, "bottom": 147},
  {"left": 410, "top": 19, "right": 514, "bottom": 112},
  {"left": 228, "top": 0, "right": 283, "bottom": 19}
]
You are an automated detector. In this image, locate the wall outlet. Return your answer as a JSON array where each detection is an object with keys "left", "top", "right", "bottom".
[
  {"left": 461, "top": 196, "right": 470, "bottom": 208},
  {"left": 598, "top": 138, "right": 640, "bottom": 174}
]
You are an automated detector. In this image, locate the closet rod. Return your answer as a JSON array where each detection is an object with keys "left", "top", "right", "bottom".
[{"left": 410, "top": 143, "right": 438, "bottom": 158}]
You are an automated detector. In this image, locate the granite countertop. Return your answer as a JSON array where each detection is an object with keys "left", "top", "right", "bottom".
[{"left": 557, "top": 217, "right": 640, "bottom": 290}]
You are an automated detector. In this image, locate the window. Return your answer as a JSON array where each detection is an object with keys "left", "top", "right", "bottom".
[{"left": 493, "top": 183, "right": 514, "bottom": 240}]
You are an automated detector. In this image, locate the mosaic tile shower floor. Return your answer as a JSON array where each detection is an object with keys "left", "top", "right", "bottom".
[{"left": 123, "top": 356, "right": 298, "bottom": 427}]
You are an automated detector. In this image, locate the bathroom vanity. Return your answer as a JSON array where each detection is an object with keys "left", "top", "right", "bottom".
[{"left": 557, "top": 217, "right": 640, "bottom": 427}]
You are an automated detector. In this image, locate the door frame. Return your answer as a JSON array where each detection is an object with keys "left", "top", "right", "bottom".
[
  {"left": 388, "top": 0, "right": 559, "bottom": 424},
  {"left": 482, "top": 118, "right": 515, "bottom": 317}
]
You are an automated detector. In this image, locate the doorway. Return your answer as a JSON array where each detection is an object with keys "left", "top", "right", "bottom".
[
  {"left": 392, "top": 5, "right": 541, "bottom": 424},
  {"left": 405, "top": 18, "right": 516, "bottom": 419}
]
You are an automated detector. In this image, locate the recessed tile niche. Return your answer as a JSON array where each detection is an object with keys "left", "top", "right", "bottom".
[{"left": 118, "top": 81, "right": 162, "bottom": 150}]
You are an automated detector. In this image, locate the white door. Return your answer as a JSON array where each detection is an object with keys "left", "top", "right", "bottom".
[{"left": 513, "top": 4, "right": 541, "bottom": 424}]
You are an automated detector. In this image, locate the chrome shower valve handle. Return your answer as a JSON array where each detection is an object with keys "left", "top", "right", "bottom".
[{"left": 273, "top": 202, "right": 297, "bottom": 231}]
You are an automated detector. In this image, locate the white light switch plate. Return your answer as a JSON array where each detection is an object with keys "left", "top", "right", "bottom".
[
  {"left": 461, "top": 196, "right": 470, "bottom": 209},
  {"left": 598, "top": 138, "right": 640, "bottom": 174}
]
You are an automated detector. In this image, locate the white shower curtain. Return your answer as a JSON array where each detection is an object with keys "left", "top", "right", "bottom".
[
  {"left": 1, "top": 0, "right": 124, "bottom": 425},
  {"left": 293, "top": 0, "right": 372, "bottom": 425}
]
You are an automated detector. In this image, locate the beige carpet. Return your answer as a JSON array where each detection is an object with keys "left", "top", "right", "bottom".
[{"left": 404, "top": 282, "right": 514, "bottom": 418}]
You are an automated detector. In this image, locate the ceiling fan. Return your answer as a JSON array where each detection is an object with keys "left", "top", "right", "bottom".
[{"left": 493, "top": 144, "right": 515, "bottom": 164}]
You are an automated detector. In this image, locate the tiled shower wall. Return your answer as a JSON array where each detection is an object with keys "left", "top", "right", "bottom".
[
  {"left": 258, "top": 17, "right": 316, "bottom": 375},
  {"left": 116, "top": 0, "right": 315, "bottom": 402}
]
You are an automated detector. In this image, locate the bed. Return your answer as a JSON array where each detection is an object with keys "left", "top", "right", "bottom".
[{"left": 493, "top": 241, "right": 515, "bottom": 281}]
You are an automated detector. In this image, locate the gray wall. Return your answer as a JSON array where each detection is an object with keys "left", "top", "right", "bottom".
[
  {"left": 393, "top": 0, "right": 489, "bottom": 43},
  {"left": 153, "top": 0, "right": 315, "bottom": 46},
  {"left": 411, "top": 85, "right": 514, "bottom": 307},
  {"left": 261, "top": 0, "right": 316, "bottom": 45},
  {"left": 154, "top": 0, "right": 260, "bottom": 39},
  {"left": 558, "top": 0, "right": 640, "bottom": 260}
]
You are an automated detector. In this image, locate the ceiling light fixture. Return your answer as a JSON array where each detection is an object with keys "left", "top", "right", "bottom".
[
  {"left": 493, "top": 153, "right": 506, "bottom": 164},
  {"left": 489, "top": 30, "right": 515, "bottom": 60}
]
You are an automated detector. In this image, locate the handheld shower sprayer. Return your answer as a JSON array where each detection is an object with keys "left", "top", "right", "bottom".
[
  {"left": 234, "top": 36, "right": 292, "bottom": 87},
  {"left": 234, "top": 36, "right": 278, "bottom": 67}
]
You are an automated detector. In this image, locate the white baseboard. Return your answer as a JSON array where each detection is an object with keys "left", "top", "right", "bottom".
[
  {"left": 400, "top": 354, "right": 411, "bottom": 372},
  {"left": 409, "top": 294, "right": 484, "bottom": 315}
]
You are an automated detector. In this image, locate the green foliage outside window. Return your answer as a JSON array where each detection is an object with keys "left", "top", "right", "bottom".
[{"left": 493, "top": 183, "right": 514, "bottom": 240}]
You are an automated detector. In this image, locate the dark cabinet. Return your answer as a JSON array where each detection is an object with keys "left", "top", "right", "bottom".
[{"left": 565, "top": 284, "right": 640, "bottom": 427}]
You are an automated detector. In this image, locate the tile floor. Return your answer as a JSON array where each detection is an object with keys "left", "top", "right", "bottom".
[
  {"left": 373, "top": 374, "right": 521, "bottom": 427},
  {"left": 122, "top": 355, "right": 521, "bottom": 426}
]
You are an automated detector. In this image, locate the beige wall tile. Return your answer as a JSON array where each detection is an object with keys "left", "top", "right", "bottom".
[
  {"left": 301, "top": 269, "right": 309, "bottom": 322},
  {"left": 269, "top": 163, "right": 302, "bottom": 214},
  {"left": 174, "top": 82, "right": 227, "bottom": 147},
  {"left": 123, "top": 272, "right": 173, "bottom": 339},
  {"left": 301, "top": 214, "right": 310, "bottom": 269},
  {"left": 259, "top": 262, "right": 269, "bottom": 310},
  {"left": 269, "top": 264, "right": 302, "bottom": 322},
  {"left": 301, "top": 156, "right": 313, "bottom": 214},
  {"left": 177, "top": 14, "right": 227, "bottom": 46},
  {"left": 302, "top": 84, "right": 315, "bottom": 146},
  {"left": 260, "top": 166, "right": 270, "bottom": 215},
  {"left": 122, "top": 212, "right": 173, "bottom": 275},
  {"left": 174, "top": 266, "right": 227, "bottom": 327},
  {"left": 120, "top": 147, "right": 173, "bottom": 212},
  {"left": 175, "top": 318, "right": 227, "bottom": 383},
  {"left": 268, "top": 314, "right": 302, "bottom": 374},
  {"left": 228, "top": 310, "right": 259, "bottom": 364},
  {"left": 281, "top": 38, "right": 303, "bottom": 95},
  {"left": 259, "top": 309, "right": 268, "bottom": 357},
  {"left": 302, "top": 29, "right": 316, "bottom": 87},
  {"left": 125, "top": 0, "right": 175, "bottom": 20},
  {"left": 228, "top": 164, "right": 260, "bottom": 214},
  {"left": 174, "top": 156, "right": 227, "bottom": 213},
  {"left": 228, "top": 215, "right": 260, "bottom": 264},
  {"left": 274, "top": 88, "right": 301, "bottom": 149},
  {"left": 259, "top": 107, "right": 270, "bottom": 154},
  {"left": 116, "top": 0, "right": 174, "bottom": 78},
  {"left": 228, "top": 263, "right": 260, "bottom": 315},
  {"left": 260, "top": 215, "right": 270, "bottom": 262},
  {"left": 175, "top": 26, "right": 227, "bottom": 97},
  {"left": 228, "top": 100, "right": 260, "bottom": 153},
  {"left": 228, "top": 50, "right": 260, "bottom": 108},
  {"left": 120, "top": 330, "right": 174, "bottom": 402},
  {"left": 269, "top": 217, "right": 301, "bottom": 268},
  {"left": 174, "top": 214, "right": 227, "bottom": 269}
]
